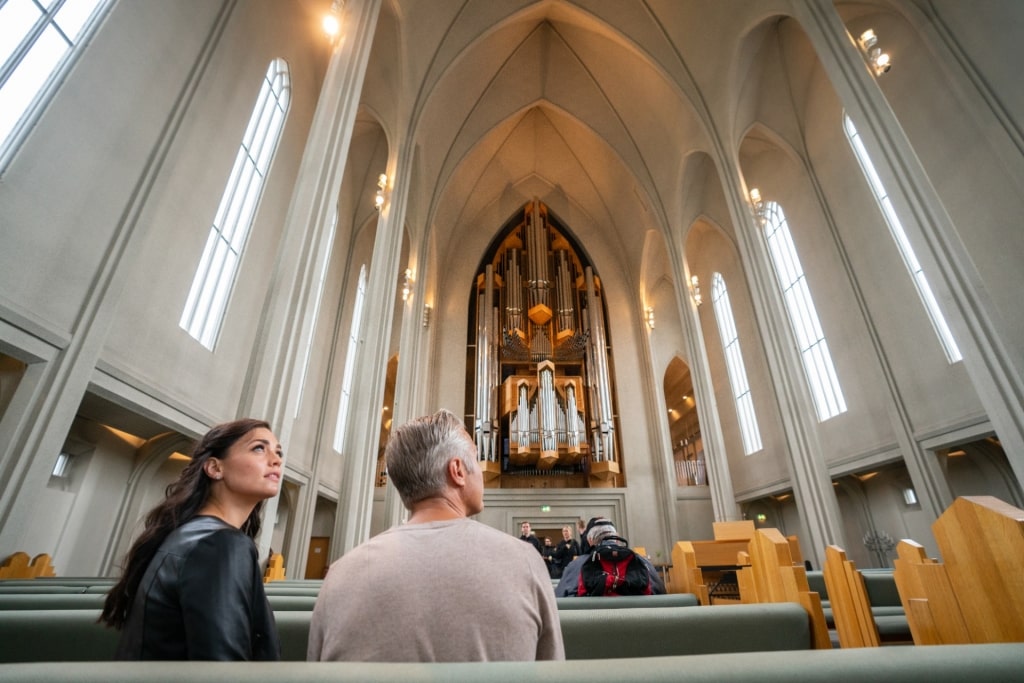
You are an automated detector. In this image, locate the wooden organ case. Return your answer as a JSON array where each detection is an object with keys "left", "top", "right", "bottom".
[{"left": 470, "top": 200, "right": 621, "bottom": 488}]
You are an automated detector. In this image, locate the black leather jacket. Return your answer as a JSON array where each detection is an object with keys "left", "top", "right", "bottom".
[{"left": 115, "top": 515, "right": 280, "bottom": 660}]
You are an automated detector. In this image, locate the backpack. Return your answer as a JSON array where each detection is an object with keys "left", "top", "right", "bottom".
[{"left": 577, "top": 536, "right": 653, "bottom": 596}]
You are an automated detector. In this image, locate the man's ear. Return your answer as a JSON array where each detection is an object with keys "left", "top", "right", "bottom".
[{"left": 448, "top": 457, "right": 467, "bottom": 487}]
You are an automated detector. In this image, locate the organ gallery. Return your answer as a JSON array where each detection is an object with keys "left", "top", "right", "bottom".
[{"left": 470, "top": 200, "right": 622, "bottom": 488}]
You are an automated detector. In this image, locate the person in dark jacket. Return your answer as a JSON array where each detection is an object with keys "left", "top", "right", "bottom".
[
  {"left": 100, "top": 418, "right": 283, "bottom": 660},
  {"left": 519, "top": 520, "right": 543, "bottom": 554},
  {"left": 553, "top": 524, "right": 580, "bottom": 577}
]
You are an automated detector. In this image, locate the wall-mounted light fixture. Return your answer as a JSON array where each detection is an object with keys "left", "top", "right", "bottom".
[
  {"left": 755, "top": 513, "right": 768, "bottom": 523},
  {"left": 857, "top": 29, "right": 891, "bottom": 76},
  {"left": 401, "top": 268, "right": 413, "bottom": 301},
  {"left": 645, "top": 306, "right": 655, "bottom": 329},
  {"left": 375, "top": 173, "right": 387, "bottom": 211},
  {"left": 749, "top": 187, "right": 767, "bottom": 225},
  {"left": 422, "top": 304, "right": 432, "bottom": 327},
  {"left": 322, "top": 0, "right": 343, "bottom": 40},
  {"left": 689, "top": 275, "right": 703, "bottom": 307}
]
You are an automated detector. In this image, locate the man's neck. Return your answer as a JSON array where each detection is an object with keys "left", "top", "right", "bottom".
[{"left": 406, "top": 496, "right": 467, "bottom": 524}]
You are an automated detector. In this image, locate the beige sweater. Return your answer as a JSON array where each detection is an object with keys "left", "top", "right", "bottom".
[{"left": 307, "top": 517, "right": 564, "bottom": 662}]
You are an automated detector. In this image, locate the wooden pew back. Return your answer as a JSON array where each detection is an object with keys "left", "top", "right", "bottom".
[
  {"left": 0, "top": 553, "right": 56, "bottom": 579},
  {"left": 823, "top": 545, "right": 879, "bottom": 647},
  {"left": 736, "top": 528, "right": 831, "bottom": 648},
  {"left": 894, "top": 496, "right": 1024, "bottom": 644}
]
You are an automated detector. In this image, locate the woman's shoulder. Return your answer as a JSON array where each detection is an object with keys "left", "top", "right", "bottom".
[{"left": 168, "top": 517, "right": 253, "bottom": 558}]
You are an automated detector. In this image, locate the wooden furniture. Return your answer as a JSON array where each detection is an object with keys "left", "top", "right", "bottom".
[
  {"left": 893, "top": 495, "right": 1024, "bottom": 644},
  {"left": 0, "top": 553, "right": 56, "bottom": 579},
  {"left": 668, "top": 539, "right": 748, "bottom": 604},
  {"left": 823, "top": 545, "right": 879, "bottom": 647},
  {"left": 263, "top": 553, "right": 286, "bottom": 583},
  {"left": 735, "top": 528, "right": 831, "bottom": 649}
]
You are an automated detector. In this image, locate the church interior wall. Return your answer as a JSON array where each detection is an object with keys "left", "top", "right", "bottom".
[
  {"left": 927, "top": 0, "right": 1024, "bottom": 131},
  {"left": 674, "top": 491, "right": 716, "bottom": 544},
  {"left": 800, "top": 55, "right": 986, "bottom": 439},
  {"left": 1, "top": 0, "right": 1022, "bottom": 581},
  {"left": 849, "top": 4, "right": 1024, "bottom": 357},
  {"left": 738, "top": 133, "right": 898, "bottom": 466},
  {"left": 0, "top": 1, "right": 225, "bottom": 336},
  {"left": 98, "top": 0, "right": 326, "bottom": 423},
  {"left": 686, "top": 221, "right": 791, "bottom": 497}
]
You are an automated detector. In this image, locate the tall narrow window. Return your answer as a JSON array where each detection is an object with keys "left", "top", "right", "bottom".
[
  {"left": 844, "top": 114, "right": 962, "bottom": 363},
  {"left": 762, "top": 201, "right": 847, "bottom": 421},
  {"left": 334, "top": 265, "right": 367, "bottom": 453},
  {"left": 1, "top": 0, "right": 112, "bottom": 168},
  {"left": 180, "top": 58, "right": 291, "bottom": 349},
  {"left": 294, "top": 211, "right": 338, "bottom": 417},
  {"left": 711, "top": 272, "right": 762, "bottom": 454}
]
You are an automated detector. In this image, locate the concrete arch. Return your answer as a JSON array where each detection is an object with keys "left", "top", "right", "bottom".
[{"left": 100, "top": 431, "right": 194, "bottom": 574}]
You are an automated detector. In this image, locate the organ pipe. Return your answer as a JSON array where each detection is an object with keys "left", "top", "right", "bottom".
[
  {"left": 526, "top": 202, "right": 550, "bottom": 314},
  {"left": 474, "top": 265, "right": 496, "bottom": 462},
  {"left": 585, "top": 266, "right": 615, "bottom": 463}
]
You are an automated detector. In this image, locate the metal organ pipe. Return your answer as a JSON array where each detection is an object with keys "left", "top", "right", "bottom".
[
  {"left": 585, "top": 267, "right": 615, "bottom": 463},
  {"left": 539, "top": 363, "right": 556, "bottom": 455},
  {"left": 506, "top": 248, "right": 522, "bottom": 333},
  {"left": 555, "top": 250, "right": 574, "bottom": 335},
  {"left": 526, "top": 202, "right": 550, "bottom": 310},
  {"left": 474, "top": 265, "right": 496, "bottom": 462}
]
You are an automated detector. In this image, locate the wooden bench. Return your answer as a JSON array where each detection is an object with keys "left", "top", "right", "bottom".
[{"left": 734, "top": 528, "right": 831, "bottom": 649}]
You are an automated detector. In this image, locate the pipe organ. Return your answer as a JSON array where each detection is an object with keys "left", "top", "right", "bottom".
[{"left": 472, "top": 200, "right": 620, "bottom": 487}]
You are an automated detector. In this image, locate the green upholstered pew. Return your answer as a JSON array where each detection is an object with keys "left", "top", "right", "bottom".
[
  {"left": 555, "top": 593, "right": 697, "bottom": 609},
  {"left": 0, "top": 592, "right": 694, "bottom": 612},
  {"left": 558, "top": 603, "right": 810, "bottom": 659},
  {"left": 0, "top": 644, "right": 1020, "bottom": 682},
  {"left": 807, "top": 568, "right": 910, "bottom": 642},
  {"left": 0, "top": 604, "right": 812, "bottom": 663}
]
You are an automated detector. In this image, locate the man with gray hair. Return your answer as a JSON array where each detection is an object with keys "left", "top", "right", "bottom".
[
  {"left": 554, "top": 517, "right": 666, "bottom": 597},
  {"left": 308, "top": 409, "right": 564, "bottom": 662}
]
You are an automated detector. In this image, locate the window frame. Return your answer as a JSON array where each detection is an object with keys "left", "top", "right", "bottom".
[
  {"left": 843, "top": 113, "right": 962, "bottom": 363},
  {"left": 0, "top": 0, "right": 114, "bottom": 172},
  {"left": 762, "top": 200, "right": 848, "bottom": 421},
  {"left": 711, "top": 272, "right": 763, "bottom": 454},
  {"left": 179, "top": 57, "right": 291, "bottom": 349}
]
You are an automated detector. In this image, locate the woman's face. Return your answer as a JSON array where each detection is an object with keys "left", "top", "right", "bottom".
[
  {"left": 209, "top": 427, "right": 283, "bottom": 504},
  {"left": 562, "top": 526, "right": 572, "bottom": 540}
]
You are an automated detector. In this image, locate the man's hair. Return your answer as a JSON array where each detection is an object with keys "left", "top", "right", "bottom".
[
  {"left": 385, "top": 409, "right": 477, "bottom": 508},
  {"left": 587, "top": 518, "right": 620, "bottom": 545}
]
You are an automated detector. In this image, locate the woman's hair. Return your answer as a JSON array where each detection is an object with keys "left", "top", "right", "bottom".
[
  {"left": 100, "top": 418, "right": 271, "bottom": 628},
  {"left": 385, "top": 409, "right": 477, "bottom": 508}
]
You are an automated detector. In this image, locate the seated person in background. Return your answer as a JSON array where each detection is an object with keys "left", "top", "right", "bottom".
[
  {"left": 553, "top": 524, "right": 580, "bottom": 578},
  {"left": 542, "top": 536, "right": 559, "bottom": 578},
  {"left": 308, "top": 409, "right": 564, "bottom": 662},
  {"left": 555, "top": 518, "right": 666, "bottom": 597},
  {"left": 519, "top": 520, "right": 543, "bottom": 554}
]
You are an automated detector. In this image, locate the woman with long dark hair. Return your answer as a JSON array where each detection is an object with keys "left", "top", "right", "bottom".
[{"left": 101, "top": 418, "right": 283, "bottom": 660}]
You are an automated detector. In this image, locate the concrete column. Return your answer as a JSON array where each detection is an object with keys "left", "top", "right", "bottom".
[
  {"left": 245, "top": 0, "right": 383, "bottom": 564},
  {"left": 715, "top": 147, "right": 846, "bottom": 567}
]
